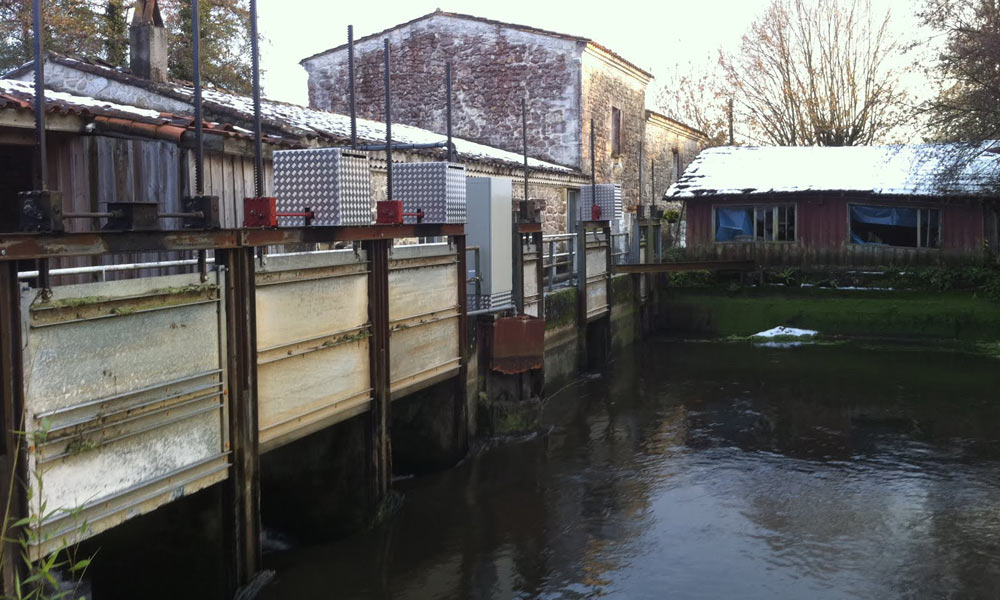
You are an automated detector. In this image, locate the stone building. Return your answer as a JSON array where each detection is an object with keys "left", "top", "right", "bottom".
[{"left": 301, "top": 11, "right": 707, "bottom": 232}]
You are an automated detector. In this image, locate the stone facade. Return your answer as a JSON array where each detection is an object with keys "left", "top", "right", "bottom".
[
  {"left": 580, "top": 46, "right": 648, "bottom": 214},
  {"left": 643, "top": 110, "right": 704, "bottom": 208},
  {"left": 303, "top": 13, "right": 582, "bottom": 169}
]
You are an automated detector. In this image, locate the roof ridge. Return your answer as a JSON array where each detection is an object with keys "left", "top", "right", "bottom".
[{"left": 298, "top": 10, "right": 652, "bottom": 79}]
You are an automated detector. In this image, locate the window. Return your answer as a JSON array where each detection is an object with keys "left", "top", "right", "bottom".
[
  {"left": 715, "top": 205, "right": 795, "bottom": 242},
  {"left": 672, "top": 148, "right": 680, "bottom": 182},
  {"left": 849, "top": 205, "right": 939, "bottom": 248},
  {"left": 611, "top": 107, "right": 622, "bottom": 155}
]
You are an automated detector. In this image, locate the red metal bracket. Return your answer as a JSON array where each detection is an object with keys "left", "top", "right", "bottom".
[
  {"left": 375, "top": 201, "right": 423, "bottom": 225},
  {"left": 591, "top": 204, "right": 602, "bottom": 221},
  {"left": 243, "top": 197, "right": 314, "bottom": 228}
]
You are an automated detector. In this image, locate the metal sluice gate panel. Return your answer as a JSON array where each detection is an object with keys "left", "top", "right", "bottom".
[
  {"left": 19, "top": 273, "right": 229, "bottom": 559},
  {"left": 254, "top": 250, "right": 372, "bottom": 451},
  {"left": 586, "top": 236, "right": 611, "bottom": 320},
  {"left": 388, "top": 244, "right": 461, "bottom": 399},
  {"left": 273, "top": 148, "right": 372, "bottom": 226}
]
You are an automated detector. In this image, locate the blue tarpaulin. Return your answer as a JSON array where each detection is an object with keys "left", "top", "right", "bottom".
[
  {"left": 715, "top": 207, "right": 754, "bottom": 242},
  {"left": 850, "top": 205, "right": 918, "bottom": 228}
]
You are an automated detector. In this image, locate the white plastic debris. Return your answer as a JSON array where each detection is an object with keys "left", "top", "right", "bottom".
[{"left": 751, "top": 326, "right": 818, "bottom": 339}]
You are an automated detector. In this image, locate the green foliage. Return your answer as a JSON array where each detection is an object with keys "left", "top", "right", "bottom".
[
  {"left": 663, "top": 208, "right": 681, "bottom": 224},
  {"left": 667, "top": 269, "right": 716, "bottom": 288},
  {"left": 0, "top": 421, "right": 95, "bottom": 600},
  {"left": 0, "top": 1, "right": 105, "bottom": 74},
  {"left": 0, "top": 0, "right": 256, "bottom": 95},
  {"left": 162, "top": 0, "right": 254, "bottom": 93}
]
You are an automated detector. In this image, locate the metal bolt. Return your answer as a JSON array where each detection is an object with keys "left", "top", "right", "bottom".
[{"left": 0, "top": 248, "right": 5, "bottom": 255}]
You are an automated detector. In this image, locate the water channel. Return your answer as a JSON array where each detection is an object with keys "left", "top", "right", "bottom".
[{"left": 261, "top": 338, "right": 1000, "bottom": 599}]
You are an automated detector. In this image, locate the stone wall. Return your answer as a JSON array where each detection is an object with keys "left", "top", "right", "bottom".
[
  {"left": 579, "top": 48, "right": 648, "bottom": 215},
  {"left": 643, "top": 113, "right": 703, "bottom": 209},
  {"left": 303, "top": 14, "right": 583, "bottom": 169}
]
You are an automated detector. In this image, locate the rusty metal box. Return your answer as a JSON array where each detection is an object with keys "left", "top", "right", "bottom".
[
  {"left": 273, "top": 148, "right": 371, "bottom": 226},
  {"left": 392, "top": 162, "right": 466, "bottom": 224},
  {"left": 579, "top": 183, "right": 622, "bottom": 222}
]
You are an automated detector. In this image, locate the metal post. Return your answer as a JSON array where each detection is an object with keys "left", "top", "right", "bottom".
[
  {"left": 31, "top": 0, "right": 46, "bottom": 191},
  {"left": 576, "top": 222, "right": 587, "bottom": 370},
  {"left": 384, "top": 40, "right": 392, "bottom": 201},
  {"left": 548, "top": 240, "right": 555, "bottom": 290},
  {"left": 512, "top": 217, "right": 523, "bottom": 315},
  {"left": 192, "top": 0, "right": 204, "bottom": 195},
  {"left": 365, "top": 239, "right": 391, "bottom": 508},
  {"left": 348, "top": 25, "right": 357, "bottom": 150},
  {"left": 0, "top": 264, "right": 28, "bottom": 593},
  {"left": 453, "top": 234, "right": 469, "bottom": 452},
  {"left": 219, "top": 248, "right": 262, "bottom": 597},
  {"left": 591, "top": 119, "right": 597, "bottom": 212},
  {"left": 534, "top": 231, "right": 545, "bottom": 317},
  {"left": 250, "top": 0, "right": 263, "bottom": 197},
  {"left": 192, "top": 0, "right": 207, "bottom": 282},
  {"left": 522, "top": 99, "right": 529, "bottom": 207},
  {"left": 446, "top": 63, "right": 454, "bottom": 162},
  {"left": 31, "top": 0, "right": 51, "bottom": 297}
]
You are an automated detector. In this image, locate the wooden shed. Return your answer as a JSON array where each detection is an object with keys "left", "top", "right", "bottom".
[{"left": 668, "top": 145, "right": 1000, "bottom": 266}]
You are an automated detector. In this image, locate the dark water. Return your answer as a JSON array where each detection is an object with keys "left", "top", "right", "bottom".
[{"left": 262, "top": 339, "right": 1000, "bottom": 599}]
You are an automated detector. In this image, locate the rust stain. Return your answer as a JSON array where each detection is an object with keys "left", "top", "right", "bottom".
[{"left": 490, "top": 315, "right": 545, "bottom": 374}]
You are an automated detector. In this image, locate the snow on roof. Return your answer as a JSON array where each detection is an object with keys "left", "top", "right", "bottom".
[
  {"left": 667, "top": 144, "right": 1000, "bottom": 199},
  {"left": 3, "top": 55, "right": 575, "bottom": 174},
  {"left": 185, "top": 86, "right": 572, "bottom": 173},
  {"left": 0, "top": 78, "right": 162, "bottom": 120}
]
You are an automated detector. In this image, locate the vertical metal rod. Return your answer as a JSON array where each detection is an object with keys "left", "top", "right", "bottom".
[
  {"left": 192, "top": 0, "right": 204, "bottom": 195},
  {"left": 384, "top": 39, "right": 392, "bottom": 201},
  {"left": 548, "top": 240, "right": 555, "bottom": 290},
  {"left": 348, "top": 25, "right": 357, "bottom": 149},
  {"left": 250, "top": 0, "right": 263, "bottom": 198},
  {"left": 651, "top": 160, "right": 655, "bottom": 205},
  {"left": 31, "top": 0, "right": 47, "bottom": 191},
  {"left": 638, "top": 140, "right": 643, "bottom": 207},
  {"left": 590, "top": 118, "right": 597, "bottom": 215},
  {"left": 522, "top": 98, "right": 531, "bottom": 210},
  {"left": 453, "top": 233, "right": 469, "bottom": 453},
  {"left": 446, "top": 63, "right": 454, "bottom": 162}
]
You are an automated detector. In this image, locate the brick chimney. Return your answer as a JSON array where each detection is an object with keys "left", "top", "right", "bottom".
[{"left": 129, "top": 0, "right": 168, "bottom": 82}]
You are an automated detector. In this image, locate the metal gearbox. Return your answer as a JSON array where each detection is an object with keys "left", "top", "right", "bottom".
[
  {"left": 273, "top": 148, "right": 372, "bottom": 226},
  {"left": 580, "top": 183, "right": 623, "bottom": 222},
  {"left": 392, "top": 162, "right": 467, "bottom": 224}
]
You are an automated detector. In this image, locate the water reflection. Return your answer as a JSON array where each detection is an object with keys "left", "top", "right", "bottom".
[{"left": 262, "top": 340, "right": 1000, "bottom": 599}]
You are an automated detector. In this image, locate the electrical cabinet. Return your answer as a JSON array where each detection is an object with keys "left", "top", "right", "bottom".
[
  {"left": 579, "top": 183, "right": 623, "bottom": 221},
  {"left": 465, "top": 177, "right": 512, "bottom": 310},
  {"left": 392, "top": 162, "right": 467, "bottom": 224}
]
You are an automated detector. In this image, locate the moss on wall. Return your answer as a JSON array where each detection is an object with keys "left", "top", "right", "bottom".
[{"left": 544, "top": 286, "right": 578, "bottom": 331}]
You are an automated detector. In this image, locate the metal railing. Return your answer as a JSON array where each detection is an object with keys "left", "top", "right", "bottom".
[{"left": 542, "top": 233, "right": 576, "bottom": 291}]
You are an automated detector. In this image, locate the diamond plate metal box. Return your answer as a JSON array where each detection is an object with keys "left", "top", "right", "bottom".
[
  {"left": 392, "top": 162, "right": 467, "bottom": 224},
  {"left": 273, "top": 148, "right": 371, "bottom": 226},
  {"left": 579, "top": 183, "right": 623, "bottom": 222}
]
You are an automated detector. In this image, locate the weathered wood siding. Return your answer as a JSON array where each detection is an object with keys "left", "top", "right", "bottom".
[{"left": 685, "top": 195, "right": 990, "bottom": 266}]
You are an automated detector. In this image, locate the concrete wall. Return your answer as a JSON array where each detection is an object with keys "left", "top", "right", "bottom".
[{"left": 303, "top": 14, "right": 583, "bottom": 169}]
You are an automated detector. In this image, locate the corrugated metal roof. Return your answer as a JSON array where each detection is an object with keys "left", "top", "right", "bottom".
[{"left": 668, "top": 144, "right": 1000, "bottom": 199}]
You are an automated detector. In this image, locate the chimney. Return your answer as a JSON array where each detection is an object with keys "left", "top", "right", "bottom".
[{"left": 129, "top": 0, "right": 168, "bottom": 82}]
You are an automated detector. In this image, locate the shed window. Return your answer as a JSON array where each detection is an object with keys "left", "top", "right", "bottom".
[
  {"left": 850, "top": 205, "right": 939, "bottom": 248},
  {"left": 715, "top": 205, "right": 795, "bottom": 242},
  {"left": 611, "top": 107, "right": 622, "bottom": 155}
]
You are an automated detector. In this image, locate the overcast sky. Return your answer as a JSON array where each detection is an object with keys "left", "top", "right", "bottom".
[{"left": 257, "top": 0, "right": 933, "bottom": 123}]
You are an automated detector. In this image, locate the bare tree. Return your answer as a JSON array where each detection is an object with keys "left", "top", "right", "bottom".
[
  {"left": 720, "top": 0, "right": 906, "bottom": 146},
  {"left": 655, "top": 60, "right": 731, "bottom": 147},
  {"left": 920, "top": 0, "right": 1000, "bottom": 142}
]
